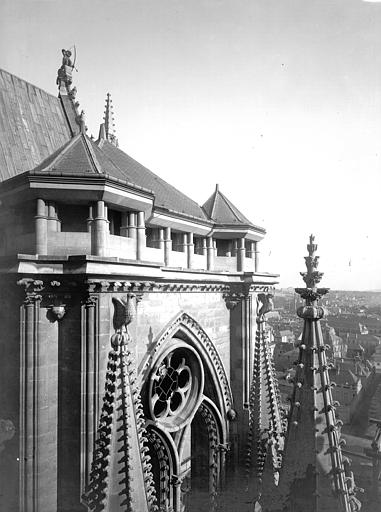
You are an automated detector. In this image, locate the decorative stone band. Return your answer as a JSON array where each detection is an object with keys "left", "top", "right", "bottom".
[
  {"left": 17, "top": 277, "right": 275, "bottom": 298},
  {"left": 296, "top": 305, "right": 326, "bottom": 320},
  {"left": 86, "top": 279, "right": 274, "bottom": 295}
]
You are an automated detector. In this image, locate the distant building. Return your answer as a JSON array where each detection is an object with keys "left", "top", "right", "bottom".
[
  {"left": 274, "top": 329, "right": 295, "bottom": 344},
  {"left": 331, "top": 363, "right": 362, "bottom": 424},
  {"left": 372, "top": 345, "right": 381, "bottom": 373}
]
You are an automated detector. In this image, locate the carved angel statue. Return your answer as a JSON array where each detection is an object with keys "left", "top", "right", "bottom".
[{"left": 112, "top": 294, "right": 136, "bottom": 333}]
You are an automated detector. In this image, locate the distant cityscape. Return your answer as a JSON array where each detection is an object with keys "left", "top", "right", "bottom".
[{"left": 267, "top": 288, "right": 381, "bottom": 510}]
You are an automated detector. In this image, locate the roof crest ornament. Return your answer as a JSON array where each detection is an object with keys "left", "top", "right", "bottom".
[
  {"left": 56, "top": 48, "right": 75, "bottom": 92},
  {"left": 295, "top": 234, "right": 329, "bottom": 304},
  {"left": 56, "top": 47, "right": 86, "bottom": 135}
]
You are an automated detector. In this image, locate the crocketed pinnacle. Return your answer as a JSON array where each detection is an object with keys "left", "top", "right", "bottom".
[
  {"left": 103, "top": 93, "right": 119, "bottom": 147},
  {"left": 261, "top": 236, "right": 360, "bottom": 512},
  {"left": 84, "top": 295, "right": 157, "bottom": 512},
  {"left": 246, "top": 293, "right": 285, "bottom": 500}
]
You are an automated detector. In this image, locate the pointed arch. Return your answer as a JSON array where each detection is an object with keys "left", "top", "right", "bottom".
[
  {"left": 146, "top": 424, "right": 179, "bottom": 511},
  {"left": 140, "top": 311, "right": 233, "bottom": 417}
]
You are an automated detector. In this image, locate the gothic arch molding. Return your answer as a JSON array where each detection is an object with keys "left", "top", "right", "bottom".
[
  {"left": 140, "top": 311, "right": 233, "bottom": 418},
  {"left": 146, "top": 424, "right": 179, "bottom": 511}
]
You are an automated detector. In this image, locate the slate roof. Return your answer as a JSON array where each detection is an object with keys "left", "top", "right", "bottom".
[
  {"left": 98, "top": 139, "right": 208, "bottom": 220},
  {"left": 0, "top": 68, "right": 71, "bottom": 181},
  {"left": 333, "top": 366, "right": 359, "bottom": 387},
  {"left": 0, "top": 67, "right": 262, "bottom": 226},
  {"left": 35, "top": 134, "right": 127, "bottom": 182},
  {"left": 202, "top": 184, "right": 259, "bottom": 228}
]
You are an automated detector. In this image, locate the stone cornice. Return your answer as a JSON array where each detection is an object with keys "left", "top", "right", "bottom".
[
  {"left": 84, "top": 279, "right": 275, "bottom": 295},
  {"left": 16, "top": 277, "right": 275, "bottom": 300}
]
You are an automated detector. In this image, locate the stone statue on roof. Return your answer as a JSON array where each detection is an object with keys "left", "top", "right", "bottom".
[
  {"left": 56, "top": 48, "right": 74, "bottom": 89},
  {"left": 61, "top": 49, "right": 73, "bottom": 68}
]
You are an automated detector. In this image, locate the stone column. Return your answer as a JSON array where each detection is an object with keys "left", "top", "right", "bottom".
[
  {"left": 226, "top": 240, "right": 232, "bottom": 257},
  {"left": 237, "top": 238, "right": 245, "bottom": 272},
  {"left": 187, "top": 232, "right": 194, "bottom": 269},
  {"left": 128, "top": 212, "right": 137, "bottom": 239},
  {"left": 232, "top": 239, "right": 238, "bottom": 257},
  {"left": 206, "top": 236, "right": 214, "bottom": 270},
  {"left": 158, "top": 228, "right": 164, "bottom": 250},
  {"left": 81, "top": 295, "right": 99, "bottom": 495},
  {"left": 91, "top": 201, "right": 108, "bottom": 256},
  {"left": 164, "top": 227, "right": 172, "bottom": 266},
  {"left": 47, "top": 202, "right": 57, "bottom": 232},
  {"left": 202, "top": 237, "right": 207, "bottom": 256},
  {"left": 35, "top": 198, "right": 47, "bottom": 255},
  {"left": 20, "top": 292, "right": 41, "bottom": 511},
  {"left": 254, "top": 242, "right": 259, "bottom": 272},
  {"left": 171, "top": 475, "right": 183, "bottom": 512},
  {"left": 247, "top": 241, "right": 255, "bottom": 259},
  {"left": 120, "top": 212, "right": 129, "bottom": 237},
  {"left": 87, "top": 205, "right": 93, "bottom": 234},
  {"left": 18, "top": 279, "right": 59, "bottom": 512},
  {"left": 136, "top": 212, "right": 145, "bottom": 260}
]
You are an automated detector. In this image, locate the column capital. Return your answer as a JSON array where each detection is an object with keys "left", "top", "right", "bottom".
[
  {"left": 17, "top": 278, "right": 44, "bottom": 304},
  {"left": 223, "top": 290, "right": 249, "bottom": 310}
]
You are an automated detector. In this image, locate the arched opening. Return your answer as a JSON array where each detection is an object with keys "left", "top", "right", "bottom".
[
  {"left": 142, "top": 317, "right": 230, "bottom": 512},
  {"left": 146, "top": 427, "right": 176, "bottom": 512},
  {"left": 189, "top": 403, "right": 220, "bottom": 511}
]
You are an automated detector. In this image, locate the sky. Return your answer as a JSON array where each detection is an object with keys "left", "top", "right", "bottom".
[{"left": 0, "top": 0, "right": 381, "bottom": 290}]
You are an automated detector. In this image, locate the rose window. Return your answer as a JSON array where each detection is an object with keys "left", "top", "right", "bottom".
[{"left": 148, "top": 342, "right": 204, "bottom": 430}]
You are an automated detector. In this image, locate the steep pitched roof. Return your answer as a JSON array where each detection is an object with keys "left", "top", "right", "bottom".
[
  {"left": 34, "top": 133, "right": 128, "bottom": 182},
  {"left": 98, "top": 139, "right": 208, "bottom": 220},
  {"left": 0, "top": 68, "right": 71, "bottom": 181},
  {"left": 202, "top": 184, "right": 254, "bottom": 226}
]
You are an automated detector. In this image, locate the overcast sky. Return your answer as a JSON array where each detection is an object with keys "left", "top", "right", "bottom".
[{"left": 1, "top": 0, "right": 381, "bottom": 290}]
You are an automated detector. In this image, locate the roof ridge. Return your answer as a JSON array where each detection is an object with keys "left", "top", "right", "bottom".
[
  {"left": 217, "top": 189, "right": 244, "bottom": 222},
  {"left": 210, "top": 186, "right": 218, "bottom": 220},
  {"left": 82, "top": 134, "right": 102, "bottom": 174}
]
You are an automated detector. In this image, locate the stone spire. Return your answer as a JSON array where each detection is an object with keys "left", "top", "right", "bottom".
[
  {"left": 246, "top": 293, "right": 285, "bottom": 502},
  {"left": 261, "top": 235, "right": 361, "bottom": 512},
  {"left": 99, "top": 93, "right": 119, "bottom": 147},
  {"left": 84, "top": 294, "right": 157, "bottom": 512}
]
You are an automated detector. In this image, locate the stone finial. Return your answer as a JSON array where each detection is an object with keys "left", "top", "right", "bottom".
[
  {"left": 301, "top": 233, "right": 323, "bottom": 289},
  {"left": 296, "top": 235, "right": 329, "bottom": 304}
]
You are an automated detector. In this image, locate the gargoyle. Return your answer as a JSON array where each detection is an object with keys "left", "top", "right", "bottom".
[{"left": 112, "top": 294, "right": 136, "bottom": 333}]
